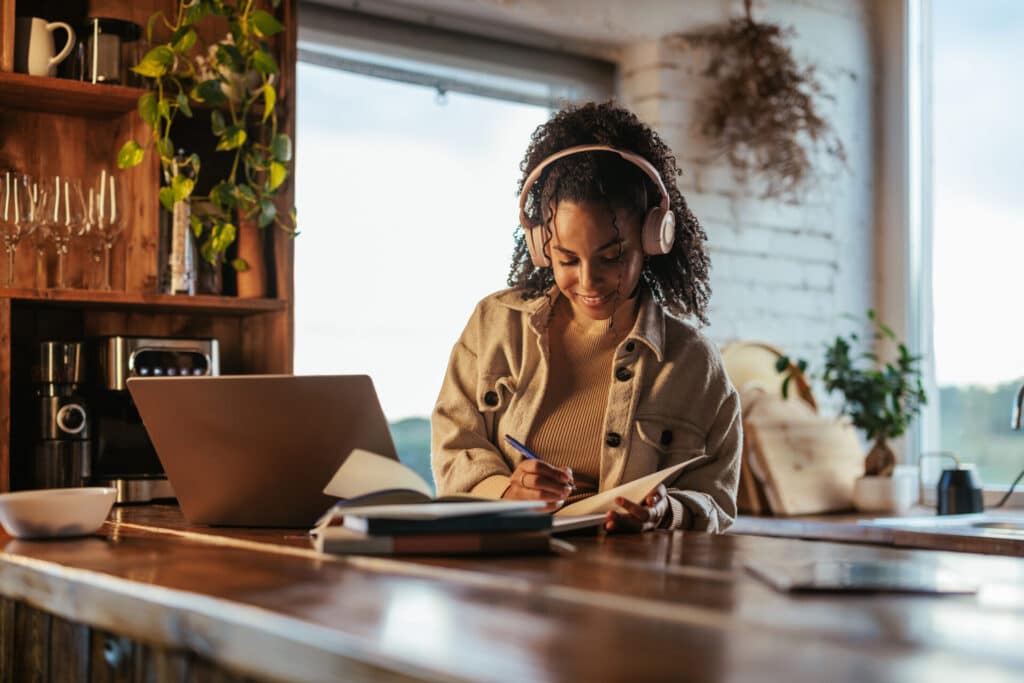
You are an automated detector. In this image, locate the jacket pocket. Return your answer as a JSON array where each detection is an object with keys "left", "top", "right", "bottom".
[
  {"left": 634, "top": 415, "right": 707, "bottom": 469},
  {"left": 476, "top": 374, "right": 517, "bottom": 413}
]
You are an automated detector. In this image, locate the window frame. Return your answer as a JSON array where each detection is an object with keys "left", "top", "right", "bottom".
[{"left": 911, "top": 0, "right": 1024, "bottom": 507}]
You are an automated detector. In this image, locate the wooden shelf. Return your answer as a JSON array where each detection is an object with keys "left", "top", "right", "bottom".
[
  {"left": 0, "top": 288, "right": 285, "bottom": 315},
  {"left": 0, "top": 71, "right": 143, "bottom": 117}
]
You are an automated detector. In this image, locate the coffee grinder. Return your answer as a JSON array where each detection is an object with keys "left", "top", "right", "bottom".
[
  {"left": 33, "top": 341, "right": 91, "bottom": 489},
  {"left": 90, "top": 336, "right": 219, "bottom": 503}
]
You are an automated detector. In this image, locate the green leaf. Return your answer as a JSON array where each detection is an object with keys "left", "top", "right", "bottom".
[
  {"left": 156, "top": 137, "right": 174, "bottom": 161},
  {"left": 157, "top": 98, "right": 171, "bottom": 119},
  {"left": 210, "top": 181, "right": 237, "bottom": 211},
  {"left": 190, "top": 214, "right": 203, "bottom": 239},
  {"left": 235, "top": 183, "right": 257, "bottom": 204},
  {"left": 272, "top": 134, "right": 292, "bottom": 162},
  {"left": 176, "top": 92, "right": 193, "bottom": 118},
  {"left": 137, "top": 93, "right": 158, "bottom": 127},
  {"left": 216, "top": 43, "right": 245, "bottom": 72},
  {"left": 172, "top": 28, "right": 197, "bottom": 53},
  {"left": 251, "top": 49, "right": 279, "bottom": 75},
  {"left": 250, "top": 10, "right": 285, "bottom": 37},
  {"left": 171, "top": 174, "right": 195, "bottom": 203},
  {"left": 261, "top": 84, "right": 275, "bottom": 123},
  {"left": 184, "top": 1, "right": 210, "bottom": 25},
  {"left": 267, "top": 161, "right": 287, "bottom": 191},
  {"left": 258, "top": 198, "right": 277, "bottom": 227},
  {"left": 158, "top": 186, "right": 175, "bottom": 212},
  {"left": 194, "top": 79, "right": 227, "bottom": 105},
  {"left": 216, "top": 125, "right": 247, "bottom": 151},
  {"left": 146, "top": 11, "right": 162, "bottom": 43},
  {"left": 211, "top": 110, "right": 227, "bottom": 136},
  {"left": 212, "top": 221, "right": 237, "bottom": 253},
  {"left": 117, "top": 140, "right": 145, "bottom": 169},
  {"left": 132, "top": 46, "right": 174, "bottom": 78},
  {"left": 232, "top": 257, "right": 250, "bottom": 272}
]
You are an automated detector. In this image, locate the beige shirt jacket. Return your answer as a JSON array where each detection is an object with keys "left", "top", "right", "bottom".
[{"left": 431, "top": 286, "right": 742, "bottom": 532}]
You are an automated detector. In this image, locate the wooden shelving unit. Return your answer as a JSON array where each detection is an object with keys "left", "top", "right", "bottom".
[
  {"left": 0, "top": 71, "right": 143, "bottom": 116},
  {"left": 0, "top": 287, "right": 286, "bottom": 314},
  {"left": 0, "top": 0, "right": 298, "bottom": 492}
]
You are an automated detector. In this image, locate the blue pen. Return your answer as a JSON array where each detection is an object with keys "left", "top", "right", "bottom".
[{"left": 504, "top": 435, "right": 575, "bottom": 491}]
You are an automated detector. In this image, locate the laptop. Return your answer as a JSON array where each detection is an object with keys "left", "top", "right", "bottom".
[{"left": 127, "top": 374, "right": 399, "bottom": 527}]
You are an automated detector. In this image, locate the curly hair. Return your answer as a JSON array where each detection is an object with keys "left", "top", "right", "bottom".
[{"left": 508, "top": 101, "right": 711, "bottom": 326}]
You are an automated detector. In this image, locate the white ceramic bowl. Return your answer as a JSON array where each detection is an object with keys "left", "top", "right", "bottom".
[{"left": 0, "top": 487, "right": 116, "bottom": 539}]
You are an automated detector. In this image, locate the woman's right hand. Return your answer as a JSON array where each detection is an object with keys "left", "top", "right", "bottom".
[{"left": 502, "top": 459, "right": 575, "bottom": 511}]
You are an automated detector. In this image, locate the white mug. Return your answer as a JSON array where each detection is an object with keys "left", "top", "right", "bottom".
[{"left": 14, "top": 17, "right": 76, "bottom": 77}]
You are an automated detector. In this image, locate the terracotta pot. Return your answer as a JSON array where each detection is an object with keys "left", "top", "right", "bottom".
[{"left": 235, "top": 217, "right": 268, "bottom": 299}]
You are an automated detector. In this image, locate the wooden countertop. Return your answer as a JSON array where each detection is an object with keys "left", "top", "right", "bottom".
[
  {"left": 731, "top": 508, "right": 1024, "bottom": 556},
  {"left": 2, "top": 505, "right": 1024, "bottom": 682}
]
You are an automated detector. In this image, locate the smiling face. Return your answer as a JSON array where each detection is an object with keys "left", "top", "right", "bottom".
[{"left": 547, "top": 200, "right": 645, "bottom": 322}]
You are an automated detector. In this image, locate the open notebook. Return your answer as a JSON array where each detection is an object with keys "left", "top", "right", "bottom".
[{"left": 315, "top": 449, "right": 700, "bottom": 532}]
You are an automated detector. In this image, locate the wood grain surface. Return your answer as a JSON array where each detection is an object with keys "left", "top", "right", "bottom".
[{"left": 2, "top": 505, "right": 1024, "bottom": 682}]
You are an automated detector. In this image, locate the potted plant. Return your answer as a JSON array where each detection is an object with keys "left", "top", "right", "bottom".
[
  {"left": 777, "top": 310, "right": 927, "bottom": 510},
  {"left": 116, "top": 0, "right": 295, "bottom": 279}
]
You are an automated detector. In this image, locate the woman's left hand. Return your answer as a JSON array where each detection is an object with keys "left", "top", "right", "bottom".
[{"left": 604, "top": 484, "right": 669, "bottom": 533}]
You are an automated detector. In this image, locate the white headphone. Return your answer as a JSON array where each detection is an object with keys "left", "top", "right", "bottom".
[{"left": 517, "top": 144, "right": 676, "bottom": 268}]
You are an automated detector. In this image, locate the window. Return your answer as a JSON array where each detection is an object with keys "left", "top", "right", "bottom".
[
  {"left": 293, "top": 63, "right": 550, "bottom": 486},
  {"left": 925, "top": 0, "right": 1024, "bottom": 487}
]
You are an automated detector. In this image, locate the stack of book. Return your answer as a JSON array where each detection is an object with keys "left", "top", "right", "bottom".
[{"left": 311, "top": 501, "right": 554, "bottom": 556}]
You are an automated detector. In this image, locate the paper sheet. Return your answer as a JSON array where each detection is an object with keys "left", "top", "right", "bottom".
[
  {"left": 322, "top": 448, "right": 433, "bottom": 499},
  {"left": 555, "top": 460, "right": 696, "bottom": 516}
]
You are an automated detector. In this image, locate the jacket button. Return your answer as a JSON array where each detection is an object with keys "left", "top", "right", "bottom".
[
  {"left": 615, "top": 366, "right": 633, "bottom": 382},
  {"left": 660, "top": 430, "right": 673, "bottom": 446},
  {"left": 484, "top": 391, "right": 499, "bottom": 407},
  {"left": 625, "top": 341, "right": 635, "bottom": 353},
  {"left": 605, "top": 432, "right": 622, "bottom": 447}
]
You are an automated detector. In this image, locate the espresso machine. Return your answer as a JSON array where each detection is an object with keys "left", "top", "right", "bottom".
[
  {"left": 32, "top": 341, "right": 91, "bottom": 489},
  {"left": 90, "top": 336, "right": 219, "bottom": 503}
]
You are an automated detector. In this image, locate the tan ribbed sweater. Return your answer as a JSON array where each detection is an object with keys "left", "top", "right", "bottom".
[{"left": 530, "top": 299, "right": 632, "bottom": 496}]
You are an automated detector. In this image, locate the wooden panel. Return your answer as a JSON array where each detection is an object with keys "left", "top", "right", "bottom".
[
  {"left": 138, "top": 645, "right": 190, "bottom": 683},
  {"left": 89, "top": 631, "right": 136, "bottom": 683},
  {"left": 49, "top": 615, "right": 90, "bottom": 682},
  {"left": 0, "top": 298, "right": 9, "bottom": 492},
  {"left": 0, "top": 73, "right": 142, "bottom": 116},
  {"left": 0, "top": 0, "right": 13, "bottom": 73},
  {"left": 13, "top": 600, "right": 50, "bottom": 682},
  {"left": 0, "top": 596, "right": 14, "bottom": 683}
]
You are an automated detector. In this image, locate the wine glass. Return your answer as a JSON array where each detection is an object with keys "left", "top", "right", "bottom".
[
  {"left": 41, "top": 176, "right": 91, "bottom": 288},
  {"left": 1, "top": 171, "right": 39, "bottom": 287},
  {"left": 91, "top": 170, "right": 122, "bottom": 291},
  {"left": 2, "top": 174, "right": 43, "bottom": 288}
]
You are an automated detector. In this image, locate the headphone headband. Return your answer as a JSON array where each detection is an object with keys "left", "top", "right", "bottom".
[
  {"left": 517, "top": 144, "right": 671, "bottom": 231},
  {"left": 517, "top": 144, "right": 675, "bottom": 267}
]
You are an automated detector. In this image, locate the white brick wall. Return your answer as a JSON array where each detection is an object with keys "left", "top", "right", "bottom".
[{"left": 617, "top": 0, "right": 876, "bottom": 368}]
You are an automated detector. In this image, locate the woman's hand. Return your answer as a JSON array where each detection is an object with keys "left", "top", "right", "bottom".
[
  {"left": 604, "top": 484, "right": 669, "bottom": 533},
  {"left": 502, "top": 459, "right": 575, "bottom": 511}
]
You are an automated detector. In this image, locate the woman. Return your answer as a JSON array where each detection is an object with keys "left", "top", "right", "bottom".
[{"left": 431, "top": 102, "right": 741, "bottom": 533}]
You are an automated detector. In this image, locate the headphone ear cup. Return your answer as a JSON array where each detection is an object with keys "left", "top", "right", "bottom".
[
  {"left": 525, "top": 226, "right": 550, "bottom": 268},
  {"left": 642, "top": 207, "right": 675, "bottom": 256}
]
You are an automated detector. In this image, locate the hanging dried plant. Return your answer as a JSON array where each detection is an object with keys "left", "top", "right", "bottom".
[{"left": 670, "top": 0, "right": 849, "bottom": 200}]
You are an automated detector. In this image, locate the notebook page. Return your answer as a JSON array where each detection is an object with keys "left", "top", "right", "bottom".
[
  {"left": 323, "top": 448, "right": 433, "bottom": 499},
  {"left": 555, "top": 461, "right": 691, "bottom": 516}
]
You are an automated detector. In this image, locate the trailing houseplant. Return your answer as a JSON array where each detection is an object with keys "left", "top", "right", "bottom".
[
  {"left": 669, "top": 0, "right": 848, "bottom": 200},
  {"left": 116, "top": 0, "right": 295, "bottom": 271},
  {"left": 776, "top": 310, "right": 928, "bottom": 477}
]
